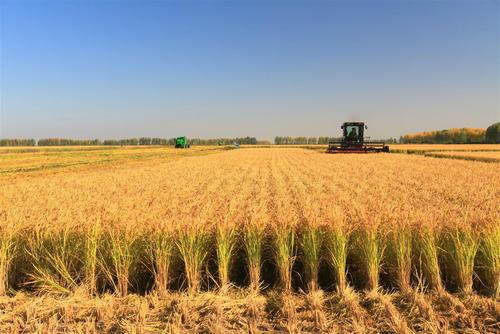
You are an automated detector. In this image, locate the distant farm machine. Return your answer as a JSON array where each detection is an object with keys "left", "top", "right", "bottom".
[
  {"left": 174, "top": 136, "right": 190, "bottom": 148},
  {"left": 326, "top": 122, "right": 389, "bottom": 153}
]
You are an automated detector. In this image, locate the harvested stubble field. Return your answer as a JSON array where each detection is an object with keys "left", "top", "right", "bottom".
[{"left": 0, "top": 147, "right": 498, "bottom": 333}]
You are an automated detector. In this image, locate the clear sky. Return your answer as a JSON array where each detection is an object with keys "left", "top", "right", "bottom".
[{"left": 0, "top": 0, "right": 498, "bottom": 140}]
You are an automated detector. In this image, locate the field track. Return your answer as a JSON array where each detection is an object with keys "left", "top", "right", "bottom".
[{"left": 0, "top": 148, "right": 498, "bottom": 333}]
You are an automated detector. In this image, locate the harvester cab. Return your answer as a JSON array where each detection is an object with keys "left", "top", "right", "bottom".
[
  {"left": 174, "top": 136, "right": 190, "bottom": 148},
  {"left": 326, "top": 122, "right": 389, "bottom": 153}
]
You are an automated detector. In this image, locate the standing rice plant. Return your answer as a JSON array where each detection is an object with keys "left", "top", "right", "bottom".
[
  {"left": 0, "top": 229, "right": 16, "bottom": 296},
  {"left": 176, "top": 227, "right": 210, "bottom": 294},
  {"left": 83, "top": 224, "right": 100, "bottom": 296},
  {"left": 325, "top": 225, "right": 350, "bottom": 295},
  {"left": 300, "top": 225, "right": 322, "bottom": 292},
  {"left": 386, "top": 227, "right": 412, "bottom": 293},
  {"left": 26, "top": 227, "right": 81, "bottom": 295},
  {"left": 147, "top": 229, "right": 173, "bottom": 296},
  {"left": 414, "top": 227, "right": 443, "bottom": 291},
  {"left": 476, "top": 225, "right": 499, "bottom": 297},
  {"left": 441, "top": 226, "right": 479, "bottom": 294},
  {"left": 244, "top": 224, "right": 264, "bottom": 291},
  {"left": 101, "top": 229, "right": 141, "bottom": 297},
  {"left": 215, "top": 225, "right": 237, "bottom": 290},
  {"left": 273, "top": 226, "right": 296, "bottom": 293},
  {"left": 354, "top": 227, "right": 385, "bottom": 291}
]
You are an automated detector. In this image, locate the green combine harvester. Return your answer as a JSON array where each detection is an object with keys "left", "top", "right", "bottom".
[{"left": 174, "top": 136, "right": 190, "bottom": 148}]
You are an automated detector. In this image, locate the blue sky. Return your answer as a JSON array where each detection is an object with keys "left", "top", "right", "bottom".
[{"left": 0, "top": 0, "right": 498, "bottom": 140}]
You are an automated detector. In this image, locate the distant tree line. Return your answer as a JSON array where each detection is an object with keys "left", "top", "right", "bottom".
[
  {"left": 0, "top": 137, "right": 261, "bottom": 146},
  {"left": 274, "top": 137, "right": 340, "bottom": 145},
  {"left": 0, "top": 138, "right": 36, "bottom": 146},
  {"left": 189, "top": 137, "right": 258, "bottom": 145},
  {"left": 36, "top": 138, "right": 175, "bottom": 146},
  {"left": 37, "top": 138, "right": 102, "bottom": 146},
  {"left": 100, "top": 138, "right": 170, "bottom": 145},
  {"left": 400, "top": 128, "right": 486, "bottom": 144},
  {"left": 1, "top": 136, "right": 398, "bottom": 146},
  {"left": 4, "top": 124, "right": 498, "bottom": 147},
  {"left": 103, "top": 136, "right": 260, "bottom": 146}
]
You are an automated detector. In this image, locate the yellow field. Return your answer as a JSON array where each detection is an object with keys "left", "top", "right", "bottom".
[
  {"left": 0, "top": 145, "right": 223, "bottom": 177},
  {"left": 425, "top": 150, "right": 500, "bottom": 163},
  {"left": 389, "top": 143, "right": 500, "bottom": 153},
  {"left": 3, "top": 148, "right": 497, "bottom": 229},
  {"left": 257, "top": 143, "right": 500, "bottom": 156},
  {"left": 0, "top": 147, "right": 498, "bottom": 333}
]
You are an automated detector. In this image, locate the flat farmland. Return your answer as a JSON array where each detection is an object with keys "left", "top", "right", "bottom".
[
  {"left": 0, "top": 147, "right": 498, "bottom": 333},
  {"left": 0, "top": 145, "right": 224, "bottom": 177},
  {"left": 424, "top": 151, "right": 500, "bottom": 163},
  {"left": 388, "top": 143, "right": 500, "bottom": 152}
]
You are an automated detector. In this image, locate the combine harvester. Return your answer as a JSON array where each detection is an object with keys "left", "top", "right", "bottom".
[
  {"left": 174, "top": 136, "right": 190, "bottom": 148},
  {"left": 326, "top": 122, "right": 389, "bottom": 153}
]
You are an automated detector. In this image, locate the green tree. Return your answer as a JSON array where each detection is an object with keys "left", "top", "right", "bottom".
[
  {"left": 485, "top": 122, "right": 500, "bottom": 143},
  {"left": 307, "top": 137, "right": 318, "bottom": 145},
  {"left": 139, "top": 137, "right": 152, "bottom": 145}
]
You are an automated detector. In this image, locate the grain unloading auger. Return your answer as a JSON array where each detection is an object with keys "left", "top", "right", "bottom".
[{"left": 326, "top": 122, "right": 389, "bottom": 153}]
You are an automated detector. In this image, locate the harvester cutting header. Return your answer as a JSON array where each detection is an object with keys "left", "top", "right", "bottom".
[{"left": 326, "top": 122, "right": 389, "bottom": 153}]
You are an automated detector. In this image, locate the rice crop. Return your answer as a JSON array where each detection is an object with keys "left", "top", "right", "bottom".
[
  {"left": 0, "top": 147, "right": 498, "bottom": 332},
  {"left": 147, "top": 228, "right": 174, "bottom": 296},
  {"left": 424, "top": 150, "right": 500, "bottom": 163}
]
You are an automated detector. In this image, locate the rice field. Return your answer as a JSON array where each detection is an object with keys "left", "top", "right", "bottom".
[
  {"left": 424, "top": 151, "right": 500, "bottom": 163},
  {"left": 388, "top": 143, "right": 500, "bottom": 152},
  {"left": 0, "top": 145, "right": 223, "bottom": 177},
  {"left": 0, "top": 146, "right": 498, "bottom": 333}
]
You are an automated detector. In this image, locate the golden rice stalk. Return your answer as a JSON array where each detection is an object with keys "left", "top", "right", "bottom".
[
  {"left": 354, "top": 227, "right": 385, "bottom": 291},
  {"left": 299, "top": 225, "right": 322, "bottom": 292},
  {"left": 325, "top": 225, "right": 350, "bottom": 295},
  {"left": 414, "top": 228, "right": 443, "bottom": 292},
  {"left": 215, "top": 224, "right": 237, "bottom": 290},
  {"left": 477, "top": 225, "right": 500, "bottom": 297},
  {"left": 176, "top": 228, "right": 210, "bottom": 294},
  {"left": 0, "top": 229, "right": 16, "bottom": 296},
  {"left": 244, "top": 224, "right": 265, "bottom": 292},
  {"left": 147, "top": 228, "right": 174, "bottom": 296},
  {"left": 273, "top": 226, "right": 296, "bottom": 293},
  {"left": 441, "top": 226, "right": 479, "bottom": 294},
  {"left": 83, "top": 224, "right": 101, "bottom": 296},
  {"left": 25, "top": 227, "right": 81, "bottom": 295},
  {"left": 101, "top": 229, "right": 141, "bottom": 297},
  {"left": 386, "top": 227, "right": 412, "bottom": 293}
]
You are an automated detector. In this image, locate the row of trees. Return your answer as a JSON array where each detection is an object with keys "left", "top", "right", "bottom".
[
  {"left": 0, "top": 138, "right": 170, "bottom": 147},
  {"left": 274, "top": 136, "right": 341, "bottom": 145},
  {"left": 0, "top": 136, "right": 400, "bottom": 147},
  {"left": 102, "top": 138, "right": 170, "bottom": 146},
  {"left": 3, "top": 124, "right": 498, "bottom": 146},
  {"left": 37, "top": 138, "right": 177, "bottom": 146},
  {"left": 190, "top": 137, "right": 259, "bottom": 145},
  {"left": 0, "top": 137, "right": 261, "bottom": 146},
  {"left": 400, "top": 128, "right": 486, "bottom": 144},
  {"left": 37, "top": 138, "right": 102, "bottom": 146},
  {"left": 0, "top": 139, "right": 36, "bottom": 146}
]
